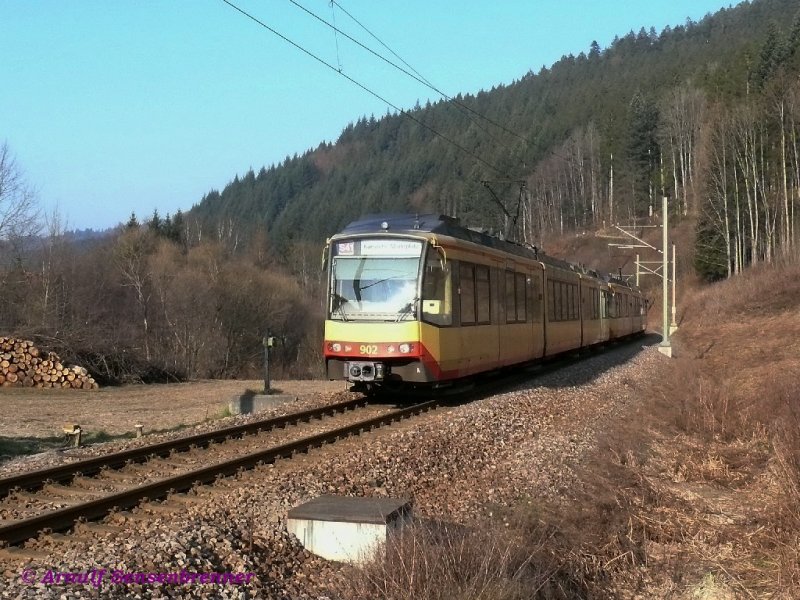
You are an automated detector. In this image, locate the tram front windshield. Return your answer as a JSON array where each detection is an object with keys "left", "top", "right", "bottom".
[{"left": 330, "top": 241, "right": 422, "bottom": 321}]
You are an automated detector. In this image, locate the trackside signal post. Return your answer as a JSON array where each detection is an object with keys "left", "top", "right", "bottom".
[{"left": 263, "top": 334, "right": 276, "bottom": 394}]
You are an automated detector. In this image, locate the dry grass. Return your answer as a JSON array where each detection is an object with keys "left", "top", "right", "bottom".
[
  {"left": 331, "top": 255, "right": 800, "bottom": 598},
  {"left": 575, "top": 255, "right": 800, "bottom": 597},
  {"left": 334, "top": 517, "right": 586, "bottom": 600}
]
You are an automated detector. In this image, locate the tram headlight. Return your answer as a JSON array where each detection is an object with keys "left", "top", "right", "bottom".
[
  {"left": 399, "top": 343, "right": 412, "bottom": 354},
  {"left": 331, "top": 342, "right": 341, "bottom": 352}
]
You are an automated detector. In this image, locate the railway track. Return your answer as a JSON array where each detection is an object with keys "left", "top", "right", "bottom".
[
  {"left": 0, "top": 396, "right": 369, "bottom": 498},
  {"left": 0, "top": 335, "right": 647, "bottom": 550},
  {"left": 0, "top": 398, "right": 439, "bottom": 547}
]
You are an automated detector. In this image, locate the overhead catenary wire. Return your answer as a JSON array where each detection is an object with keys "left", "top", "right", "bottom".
[
  {"left": 328, "top": 1, "right": 343, "bottom": 72},
  {"left": 219, "top": 0, "right": 511, "bottom": 178},
  {"left": 293, "top": 0, "right": 533, "bottom": 209},
  {"left": 330, "top": 0, "right": 435, "bottom": 89},
  {"left": 289, "top": 0, "right": 532, "bottom": 151},
  {"left": 323, "top": 0, "right": 572, "bottom": 168}
]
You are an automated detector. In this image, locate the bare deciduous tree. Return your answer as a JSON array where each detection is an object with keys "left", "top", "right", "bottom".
[{"left": 0, "top": 142, "right": 39, "bottom": 241}]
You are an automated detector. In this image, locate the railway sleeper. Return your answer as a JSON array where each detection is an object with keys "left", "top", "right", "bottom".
[
  {"left": 99, "top": 469, "right": 141, "bottom": 481},
  {"left": 148, "top": 457, "right": 193, "bottom": 469},
  {"left": 118, "top": 462, "right": 159, "bottom": 473},
  {"left": 141, "top": 502, "right": 178, "bottom": 515},
  {"left": 0, "top": 546, "right": 52, "bottom": 561},
  {"left": 72, "top": 521, "right": 123, "bottom": 538},
  {"left": 162, "top": 493, "right": 196, "bottom": 506},
  {"left": 41, "top": 484, "right": 103, "bottom": 499},
  {"left": 71, "top": 476, "right": 126, "bottom": 491}
]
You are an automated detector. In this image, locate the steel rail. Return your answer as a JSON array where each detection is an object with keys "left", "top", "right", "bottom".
[
  {"left": 0, "top": 399, "right": 437, "bottom": 546},
  {"left": 0, "top": 397, "right": 368, "bottom": 498}
]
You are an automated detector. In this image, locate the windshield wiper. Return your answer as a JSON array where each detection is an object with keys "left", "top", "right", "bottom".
[
  {"left": 358, "top": 275, "right": 405, "bottom": 291},
  {"left": 395, "top": 297, "right": 419, "bottom": 322},
  {"left": 331, "top": 292, "right": 350, "bottom": 322}
]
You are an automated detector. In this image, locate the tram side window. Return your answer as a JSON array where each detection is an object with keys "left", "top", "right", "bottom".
[
  {"left": 569, "top": 283, "right": 577, "bottom": 320},
  {"left": 594, "top": 288, "right": 600, "bottom": 319},
  {"left": 476, "top": 266, "right": 491, "bottom": 324},
  {"left": 505, "top": 271, "right": 516, "bottom": 323},
  {"left": 554, "top": 280, "right": 564, "bottom": 321},
  {"left": 516, "top": 273, "right": 526, "bottom": 322},
  {"left": 581, "top": 286, "right": 588, "bottom": 319},
  {"left": 506, "top": 270, "right": 527, "bottom": 323},
  {"left": 421, "top": 254, "right": 452, "bottom": 326},
  {"left": 531, "top": 273, "right": 542, "bottom": 321},
  {"left": 553, "top": 281, "right": 579, "bottom": 322},
  {"left": 460, "top": 263, "right": 476, "bottom": 325}
]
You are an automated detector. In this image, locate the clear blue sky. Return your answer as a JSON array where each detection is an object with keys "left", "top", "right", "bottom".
[{"left": 1, "top": 1, "right": 735, "bottom": 231}]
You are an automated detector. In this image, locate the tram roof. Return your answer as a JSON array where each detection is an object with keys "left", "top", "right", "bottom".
[{"left": 338, "top": 214, "right": 637, "bottom": 290}]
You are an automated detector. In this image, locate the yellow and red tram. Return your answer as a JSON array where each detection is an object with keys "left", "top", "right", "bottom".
[{"left": 323, "top": 214, "right": 646, "bottom": 391}]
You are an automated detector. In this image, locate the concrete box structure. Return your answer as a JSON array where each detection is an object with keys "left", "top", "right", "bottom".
[
  {"left": 228, "top": 393, "right": 296, "bottom": 415},
  {"left": 287, "top": 495, "right": 413, "bottom": 564}
]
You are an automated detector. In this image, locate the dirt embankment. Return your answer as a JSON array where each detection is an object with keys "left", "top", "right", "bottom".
[{"left": 572, "top": 257, "right": 800, "bottom": 598}]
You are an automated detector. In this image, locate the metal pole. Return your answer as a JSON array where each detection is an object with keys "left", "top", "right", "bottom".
[
  {"left": 635, "top": 254, "right": 640, "bottom": 287},
  {"left": 263, "top": 336, "right": 270, "bottom": 394},
  {"left": 658, "top": 196, "right": 672, "bottom": 357},
  {"left": 670, "top": 243, "right": 678, "bottom": 334}
]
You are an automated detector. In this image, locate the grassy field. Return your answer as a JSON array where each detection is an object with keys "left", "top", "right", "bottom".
[{"left": 0, "top": 379, "right": 345, "bottom": 460}]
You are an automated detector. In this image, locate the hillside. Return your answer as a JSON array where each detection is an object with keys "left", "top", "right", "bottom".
[
  {"left": 190, "top": 0, "right": 800, "bottom": 279},
  {"left": 3, "top": 0, "right": 800, "bottom": 386}
]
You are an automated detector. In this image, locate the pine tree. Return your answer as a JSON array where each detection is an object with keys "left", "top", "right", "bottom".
[
  {"left": 126, "top": 212, "right": 140, "bottom": 230},
  {"left": 148, "top": 209, "right": 162, "bottom": 234}
]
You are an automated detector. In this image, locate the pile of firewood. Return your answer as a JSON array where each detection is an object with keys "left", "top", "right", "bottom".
[{"left": 0, "top": 337, "right": 99, "bottom": 389}]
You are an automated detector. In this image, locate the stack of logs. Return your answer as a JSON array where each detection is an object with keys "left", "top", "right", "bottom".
[{"left": 0, "top": 337, "right": 99, "bottom": 389}]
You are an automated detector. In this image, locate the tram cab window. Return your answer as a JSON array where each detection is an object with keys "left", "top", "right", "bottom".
[{"left": 421, "top": 254, "right": 452, "bottom": 326}]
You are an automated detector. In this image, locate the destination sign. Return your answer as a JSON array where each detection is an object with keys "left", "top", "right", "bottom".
[{"left": 359, "top": 239, "right": 422, "bottom": 257}]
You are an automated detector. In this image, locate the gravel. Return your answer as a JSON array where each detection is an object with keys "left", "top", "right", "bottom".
[
  {"left": 0, "top": 390, "right": 356, "bottom": 479},
  {"left": 0, "top": 341, "right": 663, "bottom": 599}
]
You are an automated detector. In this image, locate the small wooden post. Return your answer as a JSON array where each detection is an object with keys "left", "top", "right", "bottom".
[{"left": 63, "top": 423, "right": 82, "bottom": 448}]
